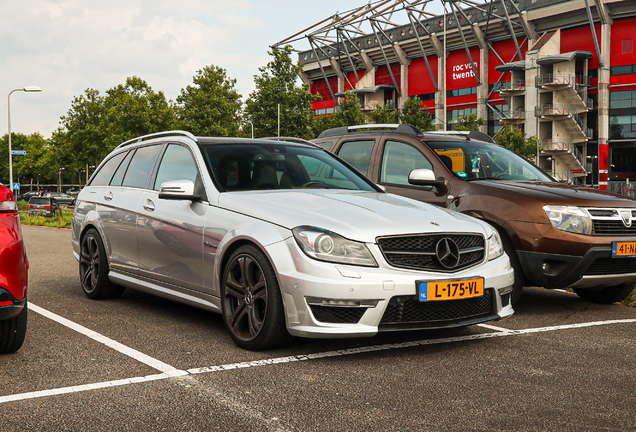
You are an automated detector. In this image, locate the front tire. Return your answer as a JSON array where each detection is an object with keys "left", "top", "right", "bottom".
[
  {"left": 573, "top": 282, "right": 635, "bottom": 304},
  {"left": 221, "top": 245, "right": 293, "bottom": 351},
  {"left": 0, "top": 302, "right": 27, "bottom": 354},
  {"left": 79, "top": 228, "right": 125, "bottom": 300}
]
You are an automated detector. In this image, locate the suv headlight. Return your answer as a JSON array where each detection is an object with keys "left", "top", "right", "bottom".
[
  {"left": 292, "top": 226, "right": 378, "bottom": 267},
  {"left": 543, "top": 205, "right": 592, "bottom": 235},
  {"left": 487, "top": 229, "right": 504, "bottom": 261}
]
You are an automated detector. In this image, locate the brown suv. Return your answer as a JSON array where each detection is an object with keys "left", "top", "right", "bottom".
[{"left": 313, "top": 124, "right": 636, "bottom": 306}]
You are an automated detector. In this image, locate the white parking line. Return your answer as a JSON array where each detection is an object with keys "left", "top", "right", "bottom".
[
  {"left": 476, "top": 323, "right": 510, "bottom": 332},
  {"left": 2, "top": 316, "right": 635, "bottom": 405},
  {"left": 28, "top": 303, "right": 185, "bottom": 374}
]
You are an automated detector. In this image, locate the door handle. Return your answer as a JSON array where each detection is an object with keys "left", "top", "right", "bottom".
[
  {"left": 104, "top": 191, "right": 113, "bottom": 201},
  {"left": 143, "top": 199, "right": 155, "bottom": 212}
]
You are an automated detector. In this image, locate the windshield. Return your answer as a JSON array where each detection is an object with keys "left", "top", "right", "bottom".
[
  {"left": 203, "top": 143, "right": 379, "bottom": 192},
  {"left": 425, "top": 140, "right": 553, "bottom": 182}
]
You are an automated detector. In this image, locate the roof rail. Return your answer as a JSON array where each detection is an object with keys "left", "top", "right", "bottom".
[
  {"left": 425, "top": 130, "right": 496, "bottom": 144},
  {"left": 260, "top": 136, "right": 320, "bottom": 147},
  {"left": 116, "top": 130, "right": 197, "bottom": 149},
  {"left": 317, "top": 123, "right": 423, "bottom": 138}
]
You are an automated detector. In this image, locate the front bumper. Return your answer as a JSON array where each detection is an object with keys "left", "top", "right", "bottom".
[
  {"left": 518, "top": 247, "right": 636, "bottom": 289},
  {"left": 265, "top": 238, "right": 515, "bottom": 339}
]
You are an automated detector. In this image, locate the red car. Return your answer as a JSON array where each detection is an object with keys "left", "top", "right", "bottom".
[{"left": 0, "top": 185, "right": 28, "bottom": 353}]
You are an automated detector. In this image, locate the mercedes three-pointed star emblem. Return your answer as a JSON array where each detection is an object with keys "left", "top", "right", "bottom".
[{"left": 435, "top": 238, "right": 461, "bottom": 269}]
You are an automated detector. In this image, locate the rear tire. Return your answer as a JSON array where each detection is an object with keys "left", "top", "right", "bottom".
[
  {"left": 79, "top": 228, "right": 125, "bottom": 300},
  {"left": 498, "top": 229, "right": 524, "bottom": 306},
  {"left": 573, "top": 282, "right": 635, "bottom": 304},
  {"left": 221, "top": 245, "right": 293, "bottom": 351},
  {"left": 0, "top": 302, "right": 27, "bottom": 354}
]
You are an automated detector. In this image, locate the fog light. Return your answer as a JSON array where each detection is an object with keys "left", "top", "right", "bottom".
[{"left": 542, "top": 262, "right": 549, "bottom": 272}]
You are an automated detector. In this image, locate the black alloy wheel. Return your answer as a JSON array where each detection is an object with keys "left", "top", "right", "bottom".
[
  {"left": 221, "top": 245, "right": 293, "bottom": 350},
  {"left": 79, "top": 229, "right": 125, "bottom": 300}
]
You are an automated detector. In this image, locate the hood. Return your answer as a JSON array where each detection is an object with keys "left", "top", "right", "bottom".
[
  {"left": 476, "top": 181, "right": 636, "bottom": 207},
  {"left": 219, "top": 190, "right": 492, "bottom": 243}
]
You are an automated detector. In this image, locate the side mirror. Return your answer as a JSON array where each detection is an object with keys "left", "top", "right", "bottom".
[
  {"left": 408, "top": 169, "right": 446, "bottom": 189},
  {"left": 158, "top": 180, "right": 201, "bottom": 201}
]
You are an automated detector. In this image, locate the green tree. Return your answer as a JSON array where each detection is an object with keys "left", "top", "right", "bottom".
[
  {"left": 310, "top": 114, "right": 335, "bottom": 139},
  {"left": 175, "top": 65, "right": 243, "bottom": 137},
  {"left": 103, "top": 76, "right": 176, "bottom": 148},
  {"left": 455, "top": 113, "right": 484, "bottom": 132},
  {"left": 370, "top": 104, "right": 399, "bottom": 124},
  {"left": 329, "top": 91, "right": 367, "bottom": 128},
  {"left": 245, "top": 45, "right": 318, "bottom": 139},
  {"left": 495, "top": 125, "right": 539, "bottom": 160},
  {"left": 400, "top": 97, "right": 434, "bottom": 132},
  {"left": 58, "top": 88, "right": 108, "bottom": 171}
]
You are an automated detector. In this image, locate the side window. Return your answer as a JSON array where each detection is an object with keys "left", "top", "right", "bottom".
[
  {"left": 153, "top": 144, "right": 199, "bottom": 191},
  {"left": 337, "top": 140, "right": 375, "bottom": 175},
  {"left": 89, "top": 152, "right": 127, "bottom": 186},
  {"left": 122, "top": 145, "right": 162, "bottom": 189},
  {"left": 109, "top": 151, "right": 133, "bottom": 186},
  {"left": 380, "top": 140, "right": 433, "bottom": 186},
  {"left": 314, "top": 141, "right": 333, "bottom": 151}
]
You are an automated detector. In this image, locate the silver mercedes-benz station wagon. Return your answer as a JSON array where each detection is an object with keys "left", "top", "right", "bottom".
[{"left": 71, "top": 131, "right": 514, "bottom": 350}]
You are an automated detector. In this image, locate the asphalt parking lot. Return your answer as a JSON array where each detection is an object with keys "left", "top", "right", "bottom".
[{"left": 1, "top": 225, "right": 635, "bottom": 431}]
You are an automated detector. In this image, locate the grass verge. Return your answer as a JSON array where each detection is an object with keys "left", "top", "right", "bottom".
[{"left": 18, "top": 208, "right": 73, "bottom": 229}]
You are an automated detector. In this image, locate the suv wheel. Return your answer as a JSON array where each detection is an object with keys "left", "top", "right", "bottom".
[
  {"left": 499, "top": 229, "right": 524, "bottom": 306},
  {"left": 573, "top": 282, "right": 635, "bottom": 304},
  {"left": 0, "top": 302, "right": 27, "bottom": 353},
  {"left": 221, "top": 245, "right": 293, "bottom": 351},
  {"left": 79, "top": 228, "right": 125, "bottom": 300}
]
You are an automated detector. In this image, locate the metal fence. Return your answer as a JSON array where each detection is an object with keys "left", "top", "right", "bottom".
[{"left": 608, "top": 181, "right": 636, "bottom": 198}]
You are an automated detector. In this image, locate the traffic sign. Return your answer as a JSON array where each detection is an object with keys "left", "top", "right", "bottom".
[
  {"left": 12, "top": 183, "right": 20, "bottom": 190},
  {"left": 11, "top": 150, "right": 26, "bottom": 155}
]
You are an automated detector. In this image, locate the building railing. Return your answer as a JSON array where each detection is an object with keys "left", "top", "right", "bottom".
[
  {"left": 493, "top": 80, "right": 525, "bottom": 92},
  {"left": 608, "top": 181, "right": 636, "bottom": 198},
  {"left": 540, "top": 139, "right": 585, "bottom": 167},
  {"left": 536, "top": 74, "right": 575, "bottom": 87}
]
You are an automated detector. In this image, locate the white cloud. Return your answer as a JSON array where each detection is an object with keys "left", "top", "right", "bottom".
[{"left": 0, "top": 0, "right": 367, "bottom": 138}]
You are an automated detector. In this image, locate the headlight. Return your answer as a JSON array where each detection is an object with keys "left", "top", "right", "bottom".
[
  {"left": 292, "top": 226, "right": 378, "bottom": 267},
  {"left": 543, "top": 205, "right": 592, "bottom": 235},
  {"left": 487, "top": 229, "right": 504, "bottom": 261}
]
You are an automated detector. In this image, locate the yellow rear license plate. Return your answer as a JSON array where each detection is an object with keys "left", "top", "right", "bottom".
[
  {"left": 419, "top": 277, "right": 484, "bottom": 301},
  {"left": 612, "top": 242, "right": 636, "bottom": 257}
]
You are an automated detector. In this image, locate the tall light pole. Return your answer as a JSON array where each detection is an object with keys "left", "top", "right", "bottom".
[
  {"left": 8, "top": 86, "right": 42, "bottom": 193},
  {"left": 238, "top": 120, "right": 254, "bottom": 139}
]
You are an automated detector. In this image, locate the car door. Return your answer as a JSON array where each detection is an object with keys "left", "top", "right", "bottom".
[
  {"left": 374, "top": 139, "right": 450, "bottom": 207},
  {"left": 136, "top": 143, "right": 208, "bottom": 292},
  {"left": 333, "top": 139, "right": 378, "bottom": 177},
  {"left": 98, "top": 144, "right": 163, "bottom": 273}
]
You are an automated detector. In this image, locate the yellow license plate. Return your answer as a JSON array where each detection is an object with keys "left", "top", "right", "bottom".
[
  {"left": 612, "top": 242, "right": 636, "bottom": 257},
  {"left": 419, "top": 277, "right": 484, "bottom": 301}
]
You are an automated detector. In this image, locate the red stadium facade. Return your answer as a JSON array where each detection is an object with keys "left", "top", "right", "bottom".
[{"left": 277, "top": 0, "right": 636, "bottom": 190}]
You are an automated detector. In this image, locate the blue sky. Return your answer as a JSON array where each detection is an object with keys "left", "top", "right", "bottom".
[{"left": 1, "top": 0, "right": 374, "bottom": 138}]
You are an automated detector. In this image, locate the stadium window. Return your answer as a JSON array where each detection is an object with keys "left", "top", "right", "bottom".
[
  {"left": 610, "top": 91, "right": 636, "bottom": 109},
  {"left": 610, "top": 65, "right": 635, "bottom": 76}
]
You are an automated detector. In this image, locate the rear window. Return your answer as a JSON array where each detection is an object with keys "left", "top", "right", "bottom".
[
  {"left": 90, "top": 152, "right": 128, "bottom": 186},
  {"left": 29, "top": 197, "right": 50, "bottom": 205}
]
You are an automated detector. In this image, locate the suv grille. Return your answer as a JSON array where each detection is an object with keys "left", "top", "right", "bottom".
[
  {"left": 588, "top": 208, "right": 636, "bottom": 236},
  {"left": 584, "top": 258, "right": 636, "bottom": 276},
  {"left": 376, "top": 234, "right": 485, "bottom": 273},
  {"left": 379, "top": 290, "right": 494, "bottom": 329}
]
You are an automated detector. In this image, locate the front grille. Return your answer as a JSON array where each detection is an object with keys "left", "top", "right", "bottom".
[
  {"left": 310, "top": 305, "right": 367, "bottom": 324},
  {"left": 592, "top": 220, "right": 636, "bottom": 236},
  {"left": 377, "top": 234, "right": 485, "bottom": 273},
  {"left": 584, "top": 258, "right": 636, "bottom": 276},
  {"left": 379, "top": 290, "right": 494, "bottom": 328}
]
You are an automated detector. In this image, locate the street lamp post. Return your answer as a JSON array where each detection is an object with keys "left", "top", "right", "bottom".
[
  {"left": 238, "top": 120, "right": 254, "bottom": 139},
  {"left": 8, "top": 86, "right": 42, "bottom": 193}
]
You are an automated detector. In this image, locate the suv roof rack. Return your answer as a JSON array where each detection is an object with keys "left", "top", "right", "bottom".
[
  {"left": 260, "top": 136, "right": 320, "bottom": 147},
  {"left": 116, "top": 130, "right": 197, "bottom": 149},
  {"left": 317, "top": 124, "right": 423, "bottom": 138},
  {"left": 425, "top": 130, "right": 496, "bottom": 143}
]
